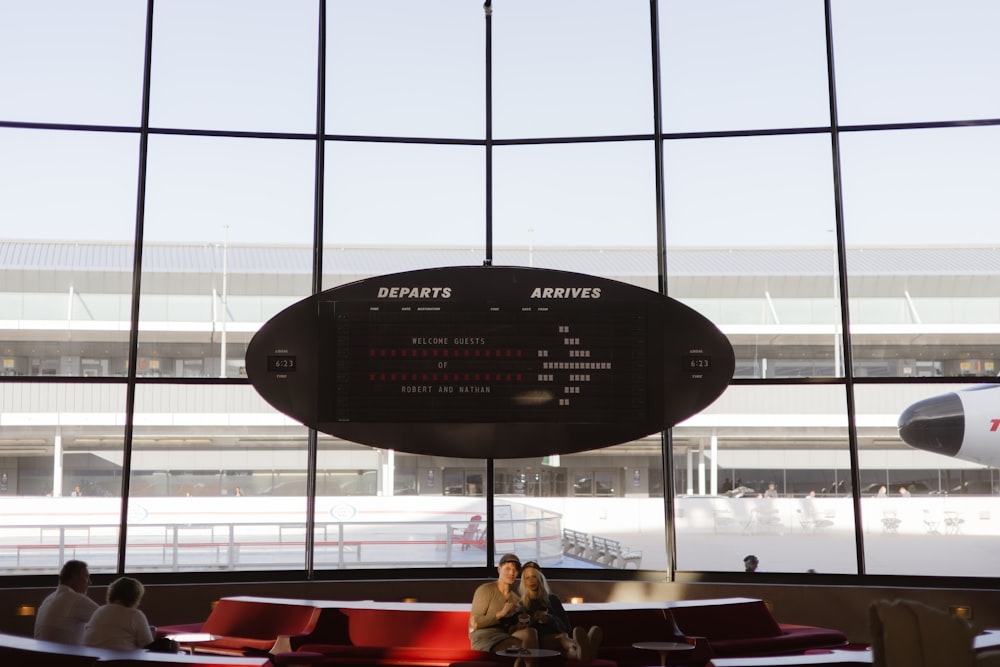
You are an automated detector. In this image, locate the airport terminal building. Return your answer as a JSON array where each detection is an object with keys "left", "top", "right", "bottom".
[{"left": 1, "top": 240, "right": 997, "bottom": 577}]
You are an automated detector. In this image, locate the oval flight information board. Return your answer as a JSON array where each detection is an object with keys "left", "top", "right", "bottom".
[{"left": 246, "top": 266, "right": 734, "bottom": 459}]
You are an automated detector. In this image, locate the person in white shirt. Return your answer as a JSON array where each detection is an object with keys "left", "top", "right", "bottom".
[
  {"left": 34, "top": 560, "right": 100, "bottom": 644},
  {"left": 83, "top": 576, "right": 154, "bottom": 651}
]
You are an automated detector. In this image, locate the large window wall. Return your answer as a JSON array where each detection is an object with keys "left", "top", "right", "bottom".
[{"left": 1, "top": 0, "right": 999, "bottom": 582}]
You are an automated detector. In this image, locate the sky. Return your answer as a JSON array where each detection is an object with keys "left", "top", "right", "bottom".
[{"left": 1, "top": 0, "right": 1000, "bottom": 250}]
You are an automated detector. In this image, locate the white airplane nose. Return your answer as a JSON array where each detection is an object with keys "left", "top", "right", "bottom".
[{"left": 897, "top": 392, "right": 964, "bottom": 457}]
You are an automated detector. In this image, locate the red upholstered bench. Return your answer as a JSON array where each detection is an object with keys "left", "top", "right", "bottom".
[
  {"left": 664, "top": 599, "right": 848, "bottom": 658},
  {"left": 292, "top": 605, "right": 495, "bottom": 667},
  {"left": 282, "top": 601, "right": 616, "bottom": 667},
  {"left": 155, "top": 597, "right": 321, "bottom": 656},
  {"left": 239, "top": 597, "right": 847, "bottom": 667}
]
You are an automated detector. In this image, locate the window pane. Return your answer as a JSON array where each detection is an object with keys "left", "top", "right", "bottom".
[
  {"left": 0, "top": 382, "right": 127, "bottom": 574},
  {"left": 659, "top": 0, "right": 830, "bottom": 133},
  {"left": 493, "top": 142, "right": 659, "bottom": 257},
  {"left": 327, "top": 3, "right": 483, "bottom": 138},
  {"left": 841, "top": 126, "right": 1000, "bottom": 378},
  {"left": 493, "top": 0, "right": 653, "bottom": 139},
  {"left": 0, "top": 129, "right": 139, "bottom": 377},
  {"left": 125, "top": 384, "right": 310, "bottom": 572},
  {"left": 139, "top": 135, "right": 316, "bottom": 377},
  {"left": 674, "top": 384, "right": 858, "bottom": 574},
  {"left": 323, "top": 142, "right": 485, "bottom": 254},
  {"left": 856, "top": 383, "right": 999, "bottom": 577},
  {"left": 0, "top": 1, "right": 147, "bottom": 125},
  {"left": 832, "top": 0, "right": 1000, "bottom": 126},
  {"left": 312, "top": 444, "right": 488, "bottom": 570},
  {"left": 665, "top": 134, "right": 841, "bottom": 379},
  {"left": 149, "top": 0, "right": 318, "bottom": 133},
  {"left": 495, "top": 450, "right": 662, "bottom": 571}
]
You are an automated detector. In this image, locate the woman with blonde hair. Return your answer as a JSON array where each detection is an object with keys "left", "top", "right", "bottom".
[
  {"left": 517, "top": 561, "right": 602, "bottom": 662},
  {"left": 83, "top": 576, "right": 154, "bottom": 650}
]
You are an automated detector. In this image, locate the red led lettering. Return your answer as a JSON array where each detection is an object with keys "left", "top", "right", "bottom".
[{"left": 991, "top": 419, "right": 1000, "bottom": 432}]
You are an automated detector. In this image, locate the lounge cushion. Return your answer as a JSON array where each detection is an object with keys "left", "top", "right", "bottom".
[
  {"left": 668, "top": 601, "right": 782, "bottom": 641},
  {"left": 343, "top": 607, "right": 472, "bottom": 649},
  {"left": 157, "top": 598, "right": 322, "bottom": 655}
]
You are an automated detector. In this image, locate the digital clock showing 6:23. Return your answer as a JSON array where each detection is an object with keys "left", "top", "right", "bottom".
[
  {"left": 683, "top": 354, "right": 712, "bottom": 372},
  {"left": 267, "top": 355, "right": 297, "bottom": 372}
]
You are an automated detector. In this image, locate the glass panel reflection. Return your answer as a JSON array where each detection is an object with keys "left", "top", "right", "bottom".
[
  {"left": 673, "top": 384, "right": 858, "bottom": 574},
  {"left": 493, "top": 0, "right": 652, "bottom": 139},
  {"left": 327, "top": 2, "right": 483, "bottom": 138},
  {"left": 841, "top": 126, "right": 1000, "bottom": 379},
  {"left": 832, "top": 0, "right": 1000, "bottom": 125},
  {"left": 139, "top": 134, "right": 316, "bottom": 378},
  {"left": 0, "top": 1, "right": 146, "bottom": 125},
  {"left": 125, "top": 384, "right": 310, "bottom": 572},
  {"left": 659, "top": 0, "right": 829, "bottom": 133},
  {"left": 312, "top": 440, "right": 488, "bottom": 570},
  {"left": 493, "top": 141, "right": 658, "bottom": 255},
  {"left": 323, "top": 142, "right": 484, "bottom": 251},
  {"left": 494, "top": 448, "right": 664, "bottom": 571},
  {"left": 150, "top": 0, "right": 318, "bottom": 133},
  {"left": 856, "top": 383, "right": 1000, "bottom": 577},
  {"left": 0, "top": 382, "right": 127, "bottom": 574}
]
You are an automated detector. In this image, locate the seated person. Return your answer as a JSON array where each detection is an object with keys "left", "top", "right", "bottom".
[
  {"left": 83, "top": 576, "right": 155, "bottom": 650},
  {"left": 518, "top": 561, "right": 602, "bottom": 661},
  {"left": 34, "top": 559, "right": 100, "bottom": 644},
  {"left": 470, "top": 553, "right": 538, "bottom": 666}
]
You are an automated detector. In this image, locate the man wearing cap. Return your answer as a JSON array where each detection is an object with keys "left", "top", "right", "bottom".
[{"left": 470, "top": 553, "right": 539, "bottom": 665}]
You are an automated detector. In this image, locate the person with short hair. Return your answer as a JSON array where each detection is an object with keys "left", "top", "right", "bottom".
[
  {"left": 34, "top": 560, "right": 99, "bottom": 644},
  {"left": 83, "top": 576, "right": 154, "bottom": 650},
  {"left": 744, "top": 554, "right": 759, "bottom": 572},
  {"left": 469, "top": 553, "right": 538, "bottom": 666}
]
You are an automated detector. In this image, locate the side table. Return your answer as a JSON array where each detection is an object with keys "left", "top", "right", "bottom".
[
  {"left": 632, "top": 641, "right": 696, "bottom": 667},
  {"left": 496, "top": 648, "right": 562, "bottom": 659},
  {"left": 166, "top": 632, "right": 220, "bottom": 655}
]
